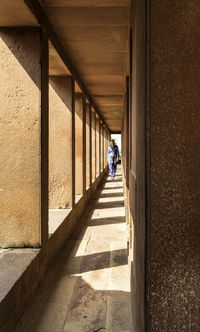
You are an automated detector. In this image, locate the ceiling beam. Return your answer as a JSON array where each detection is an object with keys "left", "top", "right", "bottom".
[{"left": 24, "top": 0, "right": 110, "bottom": 132}]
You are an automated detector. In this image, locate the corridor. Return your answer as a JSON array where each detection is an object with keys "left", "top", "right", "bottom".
[{"left": 15, "top": 167, "right": 132, "bottom": 332}]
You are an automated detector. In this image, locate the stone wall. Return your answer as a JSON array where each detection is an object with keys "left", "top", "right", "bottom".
[
  {"left": 0, "top": 30, "right": 42, "bottom": 247},
  {"left": 75, "top": 93, "right": 83, "bottom": 195},
  {"left": 49, "top": 76, "right": 73, "bottom": 208}
]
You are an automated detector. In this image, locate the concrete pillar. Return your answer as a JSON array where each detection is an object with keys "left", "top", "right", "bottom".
[
  {"left": 99, "top": 122, "right": 101, "bottom": 173},
  {"left": 91, "top": 109, "right": 96, "bottom": 181},
  {"left": 104, "top": 127, "right": 107, "bottom": 168},
  {"left": 129, "top": 0, "right": 200, "bottom": 330},
  {"left": 105, "top": 129, "right": 108, "bottom": 168},
  {"left": 0, "top": 29, "right": 48, "bottom": 248},
  {"left": 100, "top": 123, "right": 104, "bottom": 171},
  {"left": 75, "top": 93, "right": 83, "bottom": 196},
  {"left": 71, "top": 79, "right": 75, "bottom": 207},
  {"left": 86, "top": 102, "right": 90, "bottom": 189},
  {"left": 82, "top": 96, "right": 86, "bottom": 195},
  {"left": 49, "top": 76, "right": 73, "bottom": 208},
  {"left": 89, "top": 105, "right": 92, "bottom": 186},
  {"left": 96, "top": 115, "right": 100, "bottom": 177},
  {"left": 145, "top": 1, "right": 200, "bottom": 330}
]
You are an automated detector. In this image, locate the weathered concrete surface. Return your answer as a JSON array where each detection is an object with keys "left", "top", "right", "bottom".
[
  {"left": 104, "top": 128, "right": 108, "bottom": 168},
  {"left": 0, "top": 249, "right": 38, "bottom": 304},
  {"left": 125, "top": 0, "right": 146, "bottom": 331},
  {"left": 0, "top": 30, "right": 41, "bottom": 248},
  {"left": 91, "top": 110, "right": 96, "bottom": 181},
  {"left": 49, "top": 76, "right": 73, "bottom": 208},
  {"left": 96, "top": 116, "right": 100, "bottom": 176},
  {"left": 14, "top": 167, "right": 133, "bottom": 332},
  {"left": 0, "top": 0, "right": 38, "bottom": 26},
  {"left": 75, "top": 93, "right": 83, "bottom": 195},
  {"left": 86, "top": 103, "right": 90, "bottom": 188},
  {"left": 146, "top": 0, "right": 200, "bottom": 330},
  {"left": 48, "top": 209, "right": 71, "bottom": 237},
  {"left": 100, "top": 124, "right": 104, "bottom": 171}
]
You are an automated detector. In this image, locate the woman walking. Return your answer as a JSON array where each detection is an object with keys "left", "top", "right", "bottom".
[{"left": 107, "top": 139, "right": 120, "bottom": 179}]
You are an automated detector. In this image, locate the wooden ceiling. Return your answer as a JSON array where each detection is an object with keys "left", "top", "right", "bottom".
[{"left": 0, "top": 0, "right": 130, "bottom": 132}]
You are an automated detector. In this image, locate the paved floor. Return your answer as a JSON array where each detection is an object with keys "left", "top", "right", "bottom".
[{"left": 15, "top": 168, "right": 133, "bottom": 332}]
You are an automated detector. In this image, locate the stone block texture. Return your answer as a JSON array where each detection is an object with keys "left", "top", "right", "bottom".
[
  {"left": 75, "top": 94, "right": 83, "bottom": 195},
  {"left": 91, "top": 110, "right": 96, "bottom": 181},
  {"left": 0, "top": 30, "right": 41, "bottom": 248},
  {"left": 96, "top": 117, "right": 100, "bottom": 176},
  {"left": 86, "top": 103, "right": 90, "bottom": 188},
  {"left": 49, "top": 76, "right": 73, "bottom": 208}
]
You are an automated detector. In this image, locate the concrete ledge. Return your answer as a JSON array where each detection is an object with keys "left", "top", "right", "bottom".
[{"left": 0, "top": 167, "right": 108, "bottom": 332}]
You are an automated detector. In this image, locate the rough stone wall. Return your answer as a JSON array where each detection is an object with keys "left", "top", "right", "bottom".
[
  {"left": 0, "top": 30, "right": 41, "bottom": 247},
  {"left": 95, "top": 116, "right": 100, "bottom": 176},
  {"left": 86, "top": 103, "right": 90, "bottom": 188},
  {"left": 91, "top": 110, "right": 96, "bottom": 181},
  {"left": 75, "top": 94, "right": 83, "bottom": 195},
  {"left": 49, "top": 76, "right": 73, "bottom": 209},
  {"left": 104, "top": 128, "right": 107, "bottom": 168},
  {"left": 101, "top": 125, "right": 104, "bottom": 171},
  {"left": 146, "top": 0, "right": 200, "bottom": 330}
]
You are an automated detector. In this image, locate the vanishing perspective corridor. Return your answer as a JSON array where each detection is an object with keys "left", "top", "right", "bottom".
[
  {"left": 15, "top": 167, "right": 132, "bottom": 332},
  {"left": 1, "top": 1, "right": 200, "bottom": 330}
]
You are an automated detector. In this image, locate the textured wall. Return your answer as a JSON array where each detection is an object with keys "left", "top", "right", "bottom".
[
  {"left": 0, "top": 30, "right": 41, "bottom": 247},
  {"left": 86, "top": 103, "right": 90, "bottom": 188},
  {"left": 146, "top": 0, "right": 200, "bottom": 330},
  {"left": 91, "top": 110, "right": 96, "bottom": 181},
  {"left": 96, "top": 117, "right": 100, "bottom": 176},
  {"left": 100, "top": 124, "right": 104, "bottom": 171},
  {"left": 75, "top": 94, "right": 83, "bottom": 195},
  {"left": 49, "top": 76, "right": 73, "bottom": 209}
]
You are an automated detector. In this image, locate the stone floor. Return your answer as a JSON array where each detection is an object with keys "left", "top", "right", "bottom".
[{"left": 15, "top": 167, "right": 133, "bottom": 332}]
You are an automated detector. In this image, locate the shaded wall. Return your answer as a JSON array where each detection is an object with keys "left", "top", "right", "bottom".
[
  {"left": 125, "top": 0, "right": 200, "bottom": 331},
  {"left": 146, "top": 0, "right": 200, "bottom": 330}
]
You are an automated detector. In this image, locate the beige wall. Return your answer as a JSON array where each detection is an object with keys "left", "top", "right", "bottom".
[
  {"left": 100, "top": 124, "right": 104, "bottom": 171},
  {"left": 75, "top": 93, "right": 83, "bottom": 195},
  {"left": 0, "top": 30, "right": 42, "bottom": 247},
  {"left": 96, "top": 116, "right": 100, "bottom": 176},
  {"left": 86, "top": 103, "right": 90, "bottom": 188},
  {"left": 91, "top": 110, "right": 96, "bottom": 181},
  {"left": 49, "top": 76, "right": 73, "bottom": 209},
  {"left": 104, "top": 128, "right": 108, "bottom": 168}
]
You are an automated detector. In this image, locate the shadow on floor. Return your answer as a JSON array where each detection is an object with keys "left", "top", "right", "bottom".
[
  {"left": 14, "top": 169, "right": 133, "bottom": 332},
  {"left": 106, "top": 177, "right": 122, "bottom": 183},
  {"left": 15, "top": 273, "right": 132, "bottom": 332},
  {"left": 100, "top": 192, "right": 124, "bottom": 198},
  {"left": 89, "top": 216, "right": 125, "bottom": 226},
  {"left": 55, "top": 248, "right": 128, "bottom": 274},
  {"left": 95, "top": 201, "right": 124, "bottom": 209},
  {"left": 102, "top": 186, "right": 123, "bottom": 190}
]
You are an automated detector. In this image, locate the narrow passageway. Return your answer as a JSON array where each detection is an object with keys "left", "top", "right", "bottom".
[{"left": 15, "top": 166, "right": 132, "bottom": 332}]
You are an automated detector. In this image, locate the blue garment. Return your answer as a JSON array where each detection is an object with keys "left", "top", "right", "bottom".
[
  {"left": 107, "top": 145, "right": 120, "bottom": 177},
  {"left": 107, "top": 145, "right": 120, "bottom": 164},
  {"left": 109, "top": 161, "right": 117, "bottom": 177}
]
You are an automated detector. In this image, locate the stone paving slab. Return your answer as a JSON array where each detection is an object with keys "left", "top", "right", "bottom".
[
  {"left": 0, "top": 249, "right": 38, "bottom": 302},
  {"left": 14, "top": 168, "right": 133, "bottom": 332}
]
